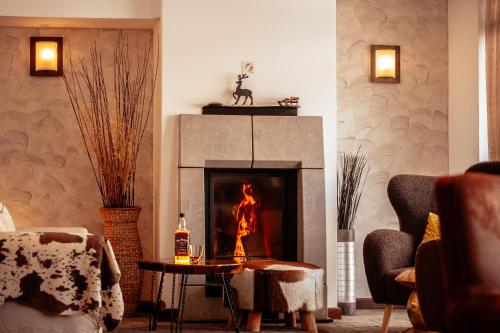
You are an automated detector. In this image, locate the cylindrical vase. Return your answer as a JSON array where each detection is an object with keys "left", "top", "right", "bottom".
[{"left": 337, "top": 229, "right": 356, "bottom": 315}]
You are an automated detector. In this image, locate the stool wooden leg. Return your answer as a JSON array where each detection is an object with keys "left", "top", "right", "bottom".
[
  {"left": 299, "top": 311, "right": 317, "bottom": 333},
  {"left": 284, "top": 312, "right": 296, "bottom": 328},
  {"left": 381, "top": 304, "right": 393, "bottom": 333},
  {"left": 247, "top": 311, "right": 262, "bottom": 332},
  {"left": 226, "top": 313, "right": 234, "bottom": 330}
]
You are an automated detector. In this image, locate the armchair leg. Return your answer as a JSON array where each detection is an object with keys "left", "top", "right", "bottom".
[{"left": 381, "top": 304, "right": 393, "bottom": 333}]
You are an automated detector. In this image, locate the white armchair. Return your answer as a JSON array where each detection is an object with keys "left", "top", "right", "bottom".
[
  {"left": 17, "top": 226, "right": 89, "bottom": 234},
  {"left": 0, "top": 202, "right": 99, "bottom": 333},
  {"left": 1, "top": 202, "right": 89, "bottom": 235}
]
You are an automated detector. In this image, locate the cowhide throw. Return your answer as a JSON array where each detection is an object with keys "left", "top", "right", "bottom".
[
  {"left": 0, "top": 232, "right": 123, "bottom": 331},
  {"left": 230, "top": 260, "right": 324, "bottom": 313}
]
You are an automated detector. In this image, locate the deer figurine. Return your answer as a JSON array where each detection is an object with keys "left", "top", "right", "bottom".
[{"left": 233, "top": 74, "right": 253, "bottom": 105}]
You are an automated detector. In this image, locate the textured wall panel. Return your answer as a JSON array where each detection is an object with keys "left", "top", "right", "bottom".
[
  {"left": 337, "top": 0, "right": 448, "bottom": 298},
  {"left": 0, "top": 28, "right": 154, "bottom": 263}
]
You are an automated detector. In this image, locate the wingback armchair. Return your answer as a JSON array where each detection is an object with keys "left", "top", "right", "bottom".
[
  {"left": 436, "top": 172, "right": 500, "bottom": 333},
  {"left": 363, "top": 175, "right": 437, "bottom": 333}
]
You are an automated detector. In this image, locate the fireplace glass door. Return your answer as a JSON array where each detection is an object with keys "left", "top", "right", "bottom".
[{"left": 205, "top": 169, "right": 297, "bottom": 262}]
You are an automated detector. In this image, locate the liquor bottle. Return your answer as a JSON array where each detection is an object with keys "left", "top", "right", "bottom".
[{"left": 174, "top": 213, "right": 190, "bottom": 264}]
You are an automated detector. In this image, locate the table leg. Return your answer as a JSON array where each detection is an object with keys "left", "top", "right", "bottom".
[
  {"left": 148, "top": 272, "right": 157, "bottom": 330},
  {"left": 221, "top": 273, "right": 239, "bottom": 333},
  {"left": 152, "top": 271, "right": 165, "bottom": 330},
  {"left": 170, "top": 274, "right": 176, "bottom": 333},
  {"left": 175, "top": 274, "right": 188, "bottom": 333},
  {"left": 181, "top": 274, "right": 188, "bottom": 332}
]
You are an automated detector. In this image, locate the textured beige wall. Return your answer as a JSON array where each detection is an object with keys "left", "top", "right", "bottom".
[
  {"left": 0, "top": 28, "right": 154, "bottom": 262},
  {"left": 337, "top": 0, "right": 448, "bottom": 298},
  {"left": 449, "top": 0, "right": 482, "bottom": 172}
]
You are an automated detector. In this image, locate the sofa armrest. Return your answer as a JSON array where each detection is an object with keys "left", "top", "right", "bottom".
[
  {"left": 363, "top": 229, "right": 415, "bottom": 303},
  {"left": 17, "top": 227, "right": 89, "bottom": 236},
  {"left": 415, "top": 239, "right": 446, "bottom": 332},
  {"left": 448, "top": 293, "right": 500, "bottom": 333}
]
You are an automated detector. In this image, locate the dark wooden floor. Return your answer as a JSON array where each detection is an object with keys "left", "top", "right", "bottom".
[{"left": 117, "top": 309, "right": 412, "bottom": 333}]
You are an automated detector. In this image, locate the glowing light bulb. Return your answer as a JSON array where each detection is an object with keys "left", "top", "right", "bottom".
[
  {"left": 35, "top": 41, "right": 58, "bottom": 71},
  {"left": 40, "top": 48, "right": 55, "bottom": 60},
  {"left": 377, "top": 55, "right": 393, "bottom": 71},
  {"left": 375, "top": 49, "right": 396, "bottom": 78}
]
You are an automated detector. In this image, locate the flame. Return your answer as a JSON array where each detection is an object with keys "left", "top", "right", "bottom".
[{"left": 233, "top": 182, "right": 259, "bottom": 262}]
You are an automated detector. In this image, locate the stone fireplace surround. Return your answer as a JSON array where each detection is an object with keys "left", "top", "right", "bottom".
[{"left": 178, "top": 114, "right": 327, "bottom": 320}]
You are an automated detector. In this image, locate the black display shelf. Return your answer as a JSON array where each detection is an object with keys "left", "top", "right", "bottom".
[{"left": 202, "top": 105, "right": 298, "bottom": 116}]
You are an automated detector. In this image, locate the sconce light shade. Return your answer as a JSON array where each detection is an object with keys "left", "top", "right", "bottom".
[
  {"left": 30, "top": 37, "right": 63, "bottom": 76},
  {"left": 370, "top": 45, "right": 400, "bottom": 83}
]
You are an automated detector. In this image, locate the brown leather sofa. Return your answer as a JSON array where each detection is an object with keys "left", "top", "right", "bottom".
[
  {"left": 414, "top": 237, "right": 446, "bottom": 331},
  {"left": 436, "top": 172, "right": 500, "bottom": 333}
]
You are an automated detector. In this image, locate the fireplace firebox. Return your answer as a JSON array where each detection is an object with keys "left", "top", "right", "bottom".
[{"left": 205, "top": 169, "right": 298, "bottom": 262}]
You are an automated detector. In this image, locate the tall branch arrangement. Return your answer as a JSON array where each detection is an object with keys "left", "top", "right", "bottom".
[
  {"left": 337, "top": 149, "right": 369, "bottom": 230},
  {"left": 63, "top": 33, "right": 158, "bottom": 208}
]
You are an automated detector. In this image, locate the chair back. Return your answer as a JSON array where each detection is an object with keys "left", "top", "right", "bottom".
[
  {"left": 466, "top": 161, "right": 500, "bottom": 175},
  {"left": 387, "top": 175, "right": 438, "bottom": 243}
]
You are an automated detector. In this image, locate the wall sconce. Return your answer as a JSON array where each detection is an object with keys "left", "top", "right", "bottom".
[
  {"left": 30, "top": 37, "right": 63, "bottom": 76},
  {"left": 370, "top": 45, "right": 400, "bottom": 83}
]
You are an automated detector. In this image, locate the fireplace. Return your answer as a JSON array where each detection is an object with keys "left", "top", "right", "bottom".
[
  {"left": 178, "top": 114, "right": 327, "bottom": 320},
  {"left": 205, "top": 169, "right": 298, "bottom": 262}
]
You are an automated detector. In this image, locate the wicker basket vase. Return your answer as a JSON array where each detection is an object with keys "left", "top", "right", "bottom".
[{"left": 100, "top": 207, "right": 143, "bottom": 316}]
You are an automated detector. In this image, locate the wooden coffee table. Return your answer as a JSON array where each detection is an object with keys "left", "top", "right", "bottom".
[{"left": 139, "top": 259, "right": 243, "bottom": 332}]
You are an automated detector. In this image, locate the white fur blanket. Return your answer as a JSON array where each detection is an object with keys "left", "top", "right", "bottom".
[{"left": 0, "top": 232, "right": 123, "bottom": 331}]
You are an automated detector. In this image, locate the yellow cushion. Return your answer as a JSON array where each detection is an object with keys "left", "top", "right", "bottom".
[
  {"left": 422, "top": 212, "right": 441, "bottom": 243},
  {"left": 395, "top": 268, "right": 416, "bottom": 288}
]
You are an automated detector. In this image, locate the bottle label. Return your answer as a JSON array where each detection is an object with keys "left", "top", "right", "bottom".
[{"left": 175, "top": 234, "right": 189, "bottom": 256}]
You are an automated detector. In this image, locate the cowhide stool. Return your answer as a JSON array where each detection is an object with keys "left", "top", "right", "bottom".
[{"left": 230, "top": 260, "right": 324, "bottom": 333}]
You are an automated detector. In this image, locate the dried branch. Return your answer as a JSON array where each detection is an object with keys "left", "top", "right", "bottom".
[
  {"left": 337, "top": 148, "right": 369, "bottom": 230},
  {"left": 63, "top": 32, "right": 157, "bottom": 208}
]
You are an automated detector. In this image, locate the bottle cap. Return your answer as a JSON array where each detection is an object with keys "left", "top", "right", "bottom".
[{"left": 179, "top": 213, "right": 185, "bottom": 218}]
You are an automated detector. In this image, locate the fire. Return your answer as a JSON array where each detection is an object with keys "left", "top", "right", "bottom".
[{"left": 233, "top": 182, "right": 260, "bottom": 261}]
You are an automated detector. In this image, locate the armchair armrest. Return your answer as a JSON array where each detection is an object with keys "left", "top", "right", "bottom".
[
  {"left": 363, "top": 229, "right": 415, "bottom": 303},
  {"left": 415, "top": 239, "right": 446, "bottom": 332},
  {"left": 17, "top": 227, "right": 89, "bottom": 236}
]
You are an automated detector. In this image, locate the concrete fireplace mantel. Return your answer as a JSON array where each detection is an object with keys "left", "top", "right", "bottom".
[
  {"left": 178, "top": 114, "right": 327, "bottom": 320},
  {"left": 179, "top": 115, "right": 324, "bottom": 169}
]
